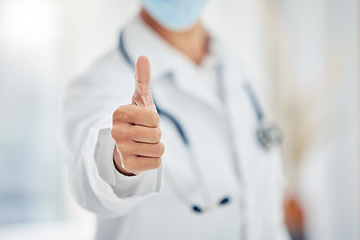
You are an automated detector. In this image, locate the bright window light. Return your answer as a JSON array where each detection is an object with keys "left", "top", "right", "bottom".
[{"left": 0, "top": 1, "right": 57, "bottom": 47}]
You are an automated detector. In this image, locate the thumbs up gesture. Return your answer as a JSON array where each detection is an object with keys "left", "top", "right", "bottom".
[{"left": 111, "top": 56, "right": 164, "bottom": 176}]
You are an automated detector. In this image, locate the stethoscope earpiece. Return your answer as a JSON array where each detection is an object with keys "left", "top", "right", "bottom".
[
  {"left": 192, "top": 205, "right": 203, "bottom": 213},
  {"left": 191, "top": 196, "right": 231, "bottom": 214},
  {"left": 219, "top": 196, "right": 230, "bottom": 205}
]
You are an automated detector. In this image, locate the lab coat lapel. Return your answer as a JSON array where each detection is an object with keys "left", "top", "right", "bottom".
[
  {"left": 221, "top": 47, "right": 285, "bottom": 240},
  {"left": 220, "top": 50, "right": 256, "bottom": 240},
  {"left": 217, "top": 47, "right": 248, "bottom": 179}
]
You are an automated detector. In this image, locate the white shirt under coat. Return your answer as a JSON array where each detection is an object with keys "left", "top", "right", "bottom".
[{"left": 60, "top": 16, "right": 290, "bottom": 240}]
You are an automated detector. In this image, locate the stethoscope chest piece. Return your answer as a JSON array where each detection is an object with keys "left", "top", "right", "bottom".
[
  {"left": 243, "top": 82, "right": 283, "bottom": 150},
  {"left": 257, "top": 120, "right": 283, "bottom": 150}
]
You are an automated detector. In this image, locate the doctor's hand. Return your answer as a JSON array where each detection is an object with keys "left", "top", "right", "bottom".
[{"left": 111, "top": 56, "right": 164, "bottom": 176}]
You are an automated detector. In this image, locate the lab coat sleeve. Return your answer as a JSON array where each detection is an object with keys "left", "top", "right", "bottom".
[{"left": 59, "top": 54, "right": 163, "bottom": 217}]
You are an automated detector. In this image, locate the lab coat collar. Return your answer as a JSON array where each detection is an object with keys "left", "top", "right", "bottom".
[
  {"left": 122, "top": 16, "right": 187, "bottom": 82},
  {"left": 122, "top": 16, "right": 240, "bottom": 114}
]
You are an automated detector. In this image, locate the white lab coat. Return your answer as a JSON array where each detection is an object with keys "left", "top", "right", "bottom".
[{"left": 60, "top": 16, "right": 289, "bottom": 240}]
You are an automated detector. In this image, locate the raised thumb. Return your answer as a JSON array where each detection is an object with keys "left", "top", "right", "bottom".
[{"left": 132, "top": 55, "right": 155, "bottom": 109}]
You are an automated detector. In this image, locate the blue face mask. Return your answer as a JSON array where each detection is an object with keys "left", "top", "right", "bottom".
[{"left": 140, "top": 0, "right": 209, "bottom": 31}]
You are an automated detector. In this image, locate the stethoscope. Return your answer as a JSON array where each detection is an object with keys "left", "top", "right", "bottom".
[{"left": 118, "top": 30, "right": 283, "bottom": 214}]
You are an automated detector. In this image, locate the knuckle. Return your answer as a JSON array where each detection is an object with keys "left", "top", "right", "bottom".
[
  {"left": 117, "top": 111, "right": 129, "bottom": 121},
  {"left": 120, "top": 155, "right": 127, "bottom": 164},
  {"left": 111, "top": 127, "right": 122, "bottom": 140},
  {"left": 111, "top": 126, "right": 129, "bottom": 140},
  {"left": 119, "top": 127, "right": 130, "bottom": 138},
  {"left": 121, "top": 159, "right": 130, "bottom": 169},
  {"left": 154, "top": 128, "right": 162, "bottom": 142},
  {"left": 157, "top": 142, "right": 165, "bottom": 156},
  {"left": 111, "top": 127, "right": 117, "bottom": 139},
  {"left": 116, "top": 142, "right": 127, "bottom": 153},
  {"left": 121, "top": 155, "right": 132, "bottom": 166},
  {"left": 113, "top": 107, "right": 122, "bottom": 117},
  {"left": 113, "top": 107, "right": 129, "bottom": 122},
  {"left": 149, "top": 157, "right": 162, "bottom": 169},
  {"left": 150, "top": 113, "right": 160, "bottom": 126}
]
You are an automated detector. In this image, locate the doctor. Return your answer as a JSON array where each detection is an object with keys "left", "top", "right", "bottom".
[{"left": 60, "top": 0, "right": 290, "bottom": 239}]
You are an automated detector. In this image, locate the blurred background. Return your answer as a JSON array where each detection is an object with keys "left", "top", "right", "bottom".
[{"left": 0, "top": 0, "right": 359, "bottom": 239}]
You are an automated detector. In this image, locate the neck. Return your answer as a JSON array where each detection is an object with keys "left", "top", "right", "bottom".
[{"left": 140, "top": 9, "right": 208, "bottom": 64}]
